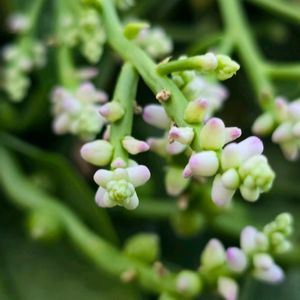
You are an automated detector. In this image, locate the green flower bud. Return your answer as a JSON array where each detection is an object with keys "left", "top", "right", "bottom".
[
  {"left": 201, "top": 239, "right": 226, "bottom": 270},
  {"left": 99, "top": 102, "right": 125, "bottom": 122},
  {"left": 26, "top": 210, "right": 62, "bottom": 242},
  {"left": 184, "top": 98, "right": 208, "bottom": 124},
  {"left": 176, "top": 270, "right": 202, "bottom": 298},
  {"left": 215, "top": 55, "right": 240, "bottom": 80},
  {"left": 123, "top": 22, "right": 149, "bottom": 39},
  {"left": 124, "top": 233, "right": 160, "bottom": 264}
]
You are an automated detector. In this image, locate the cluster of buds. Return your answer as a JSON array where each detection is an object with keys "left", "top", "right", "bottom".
[
  {"left": 51, "top": 82, "right": 107, "bottom": 140},
  {"left": 253, "top": 96, "right": 300, "bottom": 160},
  {"left": 133, "top": 26, "right": 173, "bottom": 59},
  {"left": 7, "top": 13, "right": 30, "bottom": 34},
  {"left": 198, "top": 213, "right": 293, "bottom": 300},
  {"left": 1, "top": 41, "right": 46, "bottom": 101},
  {"left": 172, "top": 58, "right": 229, "bottom": 119},
  {"left": 59, "top": 8, "right": 106, "bottom": 63},
  {"left": 183, "top": 118, "right": 275, "bottom": 206}
]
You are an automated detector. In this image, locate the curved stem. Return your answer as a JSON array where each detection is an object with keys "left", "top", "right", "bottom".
[
  {"left": 264, "top": 63, "right": 300, "bottom": 81},
  {"left": 109, "top": 63, "right": 139, "bottom": 162},
  {"left": 218, "top": 0, "right": 275, "bottom": 111},
  {"left": 247, "top": 0, "right": 300, "bottom": 25}
]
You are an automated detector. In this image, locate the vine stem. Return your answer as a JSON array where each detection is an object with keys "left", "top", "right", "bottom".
[
  {"left": 0, "top": 147, "right": 175, "bottom": 294},
  {"left": 264, "top": 63, "right": 300, "bottom": 81},
  {"left": 218, "top": 0, "right": 275, "bottom": 111},
  {"left": 109, "top": 63, "right": 138, "bottom": 162}
]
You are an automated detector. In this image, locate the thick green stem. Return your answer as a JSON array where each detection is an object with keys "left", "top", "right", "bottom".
[
  {"left": 109, "top": 63, "right": 138, "bottom": 162},
  {"left": 247, "top": 0, "right": 300, "bottom": 25},
  {"left": 264, "top": 63, "right": 300, "bottom": 81},
  {"left": 218, "top": 0, "right": 275, "bottom": 111},
  {"left": 0, "top": 147, "right": 175, "bottom": 294},
  {"left": 27, "top": 0, "right": 45, "bottom": 34}
]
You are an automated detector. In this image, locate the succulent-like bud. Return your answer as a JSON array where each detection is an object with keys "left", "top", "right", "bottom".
[
  {"left": 99, "top": 101, "right": 125, "bottom": 122},
  {"left": 252, "top": 112, "right": 275, "bottom": 135},
  {"left": 226, "top": 247, "right": 248, "bottom": 273},
  {"left": 80, "top": 140, "right": 114, "bottom": 166},
  {"left": 184, "top": 151, "right": 219, "bottom": 178},
  {"left": 217, "top": 277, "right": 238, "bottom": 300},
  {"left": 124, "top": 233, "right": 160, "bottom": 264},
  {"left": 176, "top": 270, "right": 202, "bottom": 298},
  {"left": 165, "top": 167, "right": 190, "bottom": 196},
  {"left": 199, "top": 118, "right": 226, "bottom": 150},
  {"left": 196, "top": 52, "right": 218, "bottom": 72},
  {"left": 123, "top": 21, "right": 149, "bottom": 39},
  {"left": 221, "top": 169, "right": 240, "bottom": 190},
  {"left": 184, "top": 98, "right": 208, "bottom": 124},
  {"left": 215, "top": 55, "right": 240, "bottom": 80},
  {"left": 143, "top": 104, "right": 170, "bottom": 129},
  {"left": 166, "top": 141, "right": 187, "bottom": 155},
  {"left": 211, "top": 174, "right": 235, "bottom": 207},
  {"left": 224, "top": 127, "right": 242, "bottom": 144},
  {"left": 122, "top": 136, "right": 149, "bottom": 155},
  {"left": 169, "top": 126, "right": 194, "bottom": 145},
  {"left": 201, "top": 239, "right": 226, "bottom": 270}
]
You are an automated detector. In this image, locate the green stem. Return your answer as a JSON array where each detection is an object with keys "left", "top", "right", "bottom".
[
  {"left": 26, "top": 0, "right": 45, "bottom": 34},
  {"left": 264, "top": 63, "right": 300, "bottom": 80},
  {"left": 218, "top": 0, "right": 275, "bottom": 111},
  {"left": 0, "top": 147, "right": 175, "bottom": 294},
  {"left": 109, "top": 63, "right": 139, "bottom": 162},
  {"left": 247, "top": 0, "right": 300, "bottom": 25}
]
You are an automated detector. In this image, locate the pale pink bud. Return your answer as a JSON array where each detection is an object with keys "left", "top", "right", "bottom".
[
  {"left": 201, "top": 239, "right": 226, "bottom": 270},
  {"left": 217, "top": 277, "right": 238, "bottom": 300},
  {"left": 111, "top": 158, "right": 127, "bottom": 169},
  {"left": 252, "top": 113, "right": 275, "bottom": 135},
  {"left": 280, "top": 140, "right": 298, "bottom": 161},
  {"left": 127, "top": 165, "right": 151, "bottom": 187},
  {"left": 253, "top": 253, "right": 273, "bottom": 270},
  {"left": 240, "top": 226, "right": 257, "bottom": 254},
  {"left": 94, "top": 169, "right": 113, "bottom": 188},
  {"left": 187, "top": 151, "right": 219, "bottom": 177},
  {"left": 95, "top": 187, "right": 114, "bottom": 208},
  {"left": 80, "top": 140, "right": 113, "bottom": 166},
  {"left": 237, "top": 136, "right": 264, "bottom": 162},
  {"left": 226, "top": 247, "right": 247, "bottom": 273},
  {"left": 272, "top": 123, "right": 293, "bottom": 143},
  {"left": 99, "top": 102, "right": 125, "bottom": 122},
  {"left": 166, "top": 141, "right": 186, "bottom": 155},
  {"left": 122, "top": 136, "right": 150, "bottom": 155},
  {"left": 183, "top": 164, "right": 192, "bottom": 178},
  {"left": 221, "top": 143, "right": 241, "bottom": 170},
  {"left": 253, "top": 264, "right": 284, "bottom": 283},
  {"left": 224, "top": 127, "right": 241, "bottom": 144},
  {"left": 184, "top": 98, "right": 208, "bottom": 124},
  {"left": 143, "top": 104, "right": 170, "bottom": 129},
  {"left": 211, "top": 175, "right": 235, "bottom": 207},
  {"left": 199, "top": 118, "right": 226, "bottom": 150},
  {"left": 169, "top": 126, "right": 194, "bottom": 145}
]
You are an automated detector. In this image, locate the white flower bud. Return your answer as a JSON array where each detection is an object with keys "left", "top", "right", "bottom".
[
  {"left": 253, "top": 263, "right": 284, "bottom": 283},
  {"left": 240, "top": 226, "right": 258, "bottom": 254},
  {"left": 218, "top": 277, "right": 238, "bottom": 300},
  {"left": 143, "top": 104, "right": 170, "bottom": 129},
  {"left": 166, "top": 141, "right": 186, "bottom": 155},
  {"left": 215, "top": 55, "right": 240, "bottom": 80},
  {"left": 272, "top": 123, "right": 293, "bottom": 143},
  {"left": 237, "top": 136, "right": 264, "bottom": 162},
  {"left": 252, "top": 112, "right": 275, "bottom": 135},
  {"left": 80, "top": 140, "right": 114, "bottom": 166},
  {"left": 226, "top": 247, "right": 247, "bottom": 273},
  {"left": 224, "top": 127, "right": 242, "bottom": 144},
  {"left": 201, "top": 239, "right": 226, "bottom": 270},
  {"left": 122, "top": 136, "right": 149, "bottom": 155},
  {"left": 184, "top": 98, "right": 208, "bottom": 124},
  {"left": 186, "top": 151, "right": 219, "bottom": 177},
  {"left": 169, "top": 126, "right": 194, "bottom": 145},
  {"left": 199, "top": 118, "right": 226, "bottom": 150},
  {"left": 211, "top": 175, "right": 235, "bottom": 207},
  {"left": 221, "top": 169, "right": 240, "bottom": 189},
  {"left": 99, "top": 102, "right": 125, "bottom": 122}
]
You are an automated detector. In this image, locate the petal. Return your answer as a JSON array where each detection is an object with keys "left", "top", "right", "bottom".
[
  {"left": 127, "top": 165, "right": 151, "bottom": 187},
  {"left": 124, "top": 193, "right": 139, "bottom": 210},
  {"left": 93, "top": 169, "right": 113, "bottom": 187},
  {"left": 188, "top": 151, "right": 219, "bottom": 177},
  {"left": 211, "top": 175, "right": 235, "bottom": 207}
]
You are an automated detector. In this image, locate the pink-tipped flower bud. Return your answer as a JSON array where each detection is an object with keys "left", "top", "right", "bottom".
[
  {"left": 143, "top": 104, "right": 170, "bottom": 129},
  {"left": 217, "top": 277, "right": 238, "bottom": 300},
  {"left": 186, "top": 151, "right": 219, "bottom": 177},
  {"left": 252, "top": 112, "right": 275, "bottom": 135},
  {"left": 253, "top": 263, "right": 284, "bottom": 283},
  {"left": 122, "top": 136, "right": 150, "bottom": 155},
  {"left": 169, "top": 126, "right": 194, "bottom": 145},
  {"left": 80, "top": 140, "right": 114, "bottom": 166},
  {"left": 99, "top": 102, "right": 124, "bottom": 122},
  {"left": 226, "top": 247, "right": 247, "bottom": 273},
  {"left": 237, "top": 136, "right": 264, "bottom": 162},
  {"left": 211, "top": 174, "right": 235, "bottom": 207},
  {"left": 199, "top": 118, "right": 226, "bottom": 150},
  {"left": 224, "top": 127, "right": 242, "bottom": 144},
  {"left": 184, "top": 98, "right": 208, "bottom": 124}
]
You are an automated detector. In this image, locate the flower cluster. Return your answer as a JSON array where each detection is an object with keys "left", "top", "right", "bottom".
[
  {"left": 253, "top": 96, "right": 300, "bottom": 160},
  {"left": 1, "top": 41, "right": 46, "bottom": 101},
  {"left": 59, "top": 8, "right": 106, "bottom": 63},
  {"left": 199, "top": 213, "right": 293, "bottom": 300},
  {"left": 50, "top": 82, "right": 107, "bottom": 140},
  {"left": 7, "top": 13, "right": 30, "bottom": 34},
  {"left": 184, "top": 118, "right": 275, "bottom": 206},
  {"left": 134, "top": 26, "right": 173, "bottom": 59}
]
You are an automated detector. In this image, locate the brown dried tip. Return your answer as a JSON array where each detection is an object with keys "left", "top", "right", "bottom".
[{"left": 156, "top": 89, "right": 171, "bottom": 102}]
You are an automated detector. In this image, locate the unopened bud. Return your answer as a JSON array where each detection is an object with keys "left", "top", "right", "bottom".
[
  {"left": 218, "top": 277, "right": 238, "bottom": 300},
  {"left": 99, "top": 102, "right": 125, "bottom": 122},
  {"left": 201, "top": 239, "right": 226, "bottom": 270},
  {"left": 165, "top": 167, "right": 189, "bottom": 196},
  {"left": 122, "top": 136, "right": 150, "bottom": 155},
  {"left": 143, "top": 104, "right": 170, "bottom": 129},
  {"left": 252, "top": 113, "right": 275, "bottom": 135},
  {"left": 224, "top": 127, "right": 242, "bottom": 144},
  {"left": 80, "top": 140, "right": 114, "bottom": 166},
  {"left": 176, "top": 270, "right": 202, "bottom": 298},
  {"left": 184, "top": 98, "right": 208, "bottom": 124},
  {"left": 226, "top": 247, "right": 247, "bottom": 273},
  {"left": 211, "top": 174, "right": 235, "bottom": 207},
  {"left": 169, "top": 126, "right": 194, "bottom": 145},
  {"left": 215, "top": 55, "right": 240, "bottom": 80}
]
